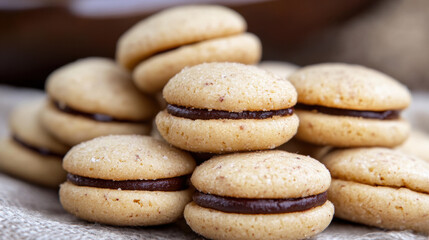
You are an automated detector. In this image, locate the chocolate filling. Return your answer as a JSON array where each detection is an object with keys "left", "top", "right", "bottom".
[
  {"left": 67, "top": 173, "right": 189, "bottom": 191},
  {"left": 295, "top": 104, "right": 400, "bottom": 120},
  {"left": 13, "top": 135, "right": 64, "bottom": 158},
  {"left": 193, "top": 191, "right": 328, "bottom": 214},
  {"left": 189, "top": 152, "right": 217, "bottom": 164},
  {"left": 167, "top": 104, "right": 294, "bottom": 120},
  {"left": 53, "top": 101, "right": 147, "bottom": 123}
]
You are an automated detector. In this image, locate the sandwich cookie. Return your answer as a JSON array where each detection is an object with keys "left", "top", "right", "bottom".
[
  {"left": 41, "top": 58, "right": 157, "bottom": 146},
  {"left": 288, "top": 63, "right": 411, "bottom": 147},
  {"left": 59, "top": 135, "right": 196, "bottom": 226},
  {"left": 156, "top": 62, "right": 299, "bottom": 153},
  {"left": 184, "top": 150, "right": 334, "bottom": 240},
  {"left": 258, "top": 61, "right": 299, "bottom": 80},
  {"left": 116, "top": 5, "right": 261, "bottom": 94},
  {"left": 0, "top": 99, "right": 68, "bottom": 187},
  {"left": 323, "top": 147, "right": 429, "bottom": 234},
  {"left": 396, "top": 130, "right": 429, "bottom": 162}
]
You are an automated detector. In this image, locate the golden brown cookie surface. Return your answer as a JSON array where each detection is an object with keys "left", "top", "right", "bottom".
[
  {"left": 323, "top": 147, "right": 429, "bottom": 234},
  {"left": 116, "top": 5, "right": 246, "bottom": 70},
  {"left": 59, "top": 135, "right": 196, "bottom": 226},
  {"left": 157, "top": 63, "right": 299, "bottom": 153},
  {"left": 184, "top": 150, "right": 333, "bottom": 240},
  {"left": 289, "top": 63, "right": 411, "bottom": 147}
]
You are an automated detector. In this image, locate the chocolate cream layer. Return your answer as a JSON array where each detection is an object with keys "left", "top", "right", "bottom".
[
  {"left": 53, "top": 101, "right": 147, "bottom": 123},
  {"left": 167, "top": 104, "right": 294, "bottom": 120},
  {"left": 295, "top": 104, "right": 400, "bottom": 120},
  {"left": 13, "top": 135, "right": 64, "bottom": 158},
  {"left": 67, "top": 173, "right": 189, "bottom": 191},
  {"left": 193, "top": 191, "right": 328, "bottom": 214}
]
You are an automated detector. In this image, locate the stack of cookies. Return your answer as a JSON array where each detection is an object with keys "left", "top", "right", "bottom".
[
  {"left": 285, "top": 63, "right": 429, "bottom": 234},
  {"left": 155, "top": 62, "right": 334, "bottom": 239},
  {"left": 1, "top": 2, "right": 428, "bottom": 239}
]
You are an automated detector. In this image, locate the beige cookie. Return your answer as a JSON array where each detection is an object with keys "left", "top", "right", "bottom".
[
  {"left": 46, "top": 57, "right": 157, "bottom": 120},
  {"left": 116, "top": 5, "right": 262, "bottom": 94},
  {"left": 295, "top": 110, "right": 410, "bottom": 147},
  {"left": 40, "top": 101, "right": 151, "bottom": 146},
  {"left": 0, "top": 139, "right": 66, "bottom": 188},
  {"left": 156, "top": 63, "right": 299, "bottom": 153},
  {"left": 258, "top": 61, "right": 299, "bottom": 80},
  {"left": 184, "top": 150, "right": 333, "bottom": 240},
  {"left": 42, "top": 58, "right": 157, "bottom": 146},
  {"left": 60, "top": 135, "right": 196, "bottom": 226},
  {"left": 289, "top": 63, "right": 411, "bottom": 110},
  {"left": 323, "top": 147, "right": 429, "bottom": 234},
  {"left": 10, "top": 99, "right": 69, "bottom": 155},
  {"left": 0, "top": 99, "right": 68, "bottom": 188},
  {"left": 396, "top": 130, "right": 429, "bottom": 162},
  {"left": 133, "top": 33, "right": 261, "bottom": 93},
  {"left": 63, "top": 135, "right": 195, "bottom": 180},
  {"left": 288, "top": 63, "right": 411, "bottom": 147},
  {"left": 276, "top": 138, "right": 331, "bottom": 160},
  {"left": 116, "top": 5, "right": 246, "bottom": 70}
]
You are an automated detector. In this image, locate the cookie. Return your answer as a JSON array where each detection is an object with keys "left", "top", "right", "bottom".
[
  {"left": 41, "top": 57, "right": 157, "bottom": 146},
  {"left": 258, "top": 61, "right": 298, "bottom": 80},
  {"left": 0, "top": 99, "right": 68, "bottom": 187},
  {"left": 184, "top": 150, "right": 334, "bottom": 240},
  {"left": 276, "top": 138, "right": 331, "bottom": 160},
  {"left": 116, "top": 5, "right": 261, "bottom": 94},
  {"left": 396, "top": 130, "right": 429, "bottom": 162},
  {"left": 288, "top": 63, "right": 411, "bottom": 147},
  {"left": 156, "top": 62, "right": 299, "bottom": 153},
  {"left": 59, "top": 135, "right": 196, "bottom": 226},
  {"left": 323, "top": 147, "right": 429, "bottom": 234}
]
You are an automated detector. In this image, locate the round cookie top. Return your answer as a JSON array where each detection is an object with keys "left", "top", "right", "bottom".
[
  {"left": 163, "top": 63, "right": 297, "bottom": 111},
  {"left": 323, "top": 147, "right": 429, "bottom": 194},
  {"left": 63, "top": 135, "right": 196, "bottom": 180},
  {"left": 116, "top": 5, "right": 246, "bottom": 69},
  {"left": 9, "top": 98, "right": 69, "bottom": 154},
  {"left": 191, "top": 150, "right": 330, "bottom": 199},
  {"left": 46, "top": 58, "right": 158, "bottom": 121},
  {"left": 288, "top": 63, "right": 411, "bottom": 111}
]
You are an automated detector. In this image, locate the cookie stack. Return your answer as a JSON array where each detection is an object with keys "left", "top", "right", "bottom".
[
  {"left": 1, "top": 58, "right": 158, "bottom": 188},
  {"left": 155, "top": 62, "right": 334, "bottom": 239},
  {"left": 3, "top": 2, "right": 427, "bottom": 238},
  {"left": 0, "top": 99, "right": 68, "bottom": 187},
  {"left": 116, "top": 5, "right": 261, "bottom": 96},
  {"left": 285, "top": 63, "right": 429, "bottom": 234}
]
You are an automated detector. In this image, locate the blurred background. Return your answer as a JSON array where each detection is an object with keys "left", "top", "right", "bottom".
[{"left": 0, "top": 0, "right": 428, "bottom": 90}]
